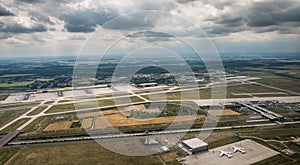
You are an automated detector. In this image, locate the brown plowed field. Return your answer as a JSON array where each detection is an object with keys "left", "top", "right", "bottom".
[
  {"left": 44, "top": 120, "right": 79, "bottom": 132},
  {"left": 81, "top": 118, "right": 94, "bottom": 129},
  {"left": 208, "top": 109, "right": 240, "bottom": 116},
  {"left": 94, "top": 114, "right": 205, "bottom": 128}
]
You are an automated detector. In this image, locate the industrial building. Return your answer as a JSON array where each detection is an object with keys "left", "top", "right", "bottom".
[
  {"left": 241, "top": 103, "right": 285, "bottom": 122},
  {"left": 135, "top": 83, "right": 158, "bottom": 88},
  {"left": 181, "top": 138, "right": 208, "bottom": 154}
]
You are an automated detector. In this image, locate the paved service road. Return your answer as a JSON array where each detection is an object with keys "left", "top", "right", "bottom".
[{"left": 0, "top": 130, "right": 20, "bottom": 147}]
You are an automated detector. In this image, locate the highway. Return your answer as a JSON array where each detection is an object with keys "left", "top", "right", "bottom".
[{"left": 0, "top": 130, "right": 20, "bottom": 147}]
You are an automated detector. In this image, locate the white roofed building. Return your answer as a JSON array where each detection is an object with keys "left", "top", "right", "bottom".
[{"left": 181, "top": 138, "right": 208, "bottom": 154}]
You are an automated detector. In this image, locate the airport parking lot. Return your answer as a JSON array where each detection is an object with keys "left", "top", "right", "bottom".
[{"left": 180, "top": 139, "right": 279, "bottom": 165}]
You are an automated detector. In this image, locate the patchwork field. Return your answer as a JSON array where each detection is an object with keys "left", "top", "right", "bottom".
[
  {"left": 44, "top": 120, "right": 79, "bottom": 132},
  {"left": 81, "top": 118, "right": 94, "bottom": 129},
  {"left": 94, "top": 114, "right": 205, "bottom": 128},
  {"left": 208, "top": 110, "right": 241, "bottom": 117}
]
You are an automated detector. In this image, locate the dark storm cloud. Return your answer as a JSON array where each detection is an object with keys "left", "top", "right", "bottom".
[
  {"left": 63, "top": 8, "right": 160, "bottom": 32},
  {"left": 102, "top": 13, "right": 158, "bottom": 30},
  {"left": 127, "top": 31, "right": 174, "bottom": 38},
  {"left": 205, "top": 0, "right": 300, "bottom": 35},
  {"left": 253, "top": 23, "right": 300, "bottom": 34},
  {"left": 69, "top": 35, "right": 86, "bottom": 40},
  {"left": 0, "top": 22, "right": 47, "bottom": 33},
  {"left": 205, "top": 25, "right": 245, "bottom": 36},
  {"left": 16, "top": 0, "right": 44, "bottom": 3},
  {"left": 246, "top": 0, "right": 300, "bottom": 27},
  {"left": 177, "top": 0, "right": 234, "bottom": 10},
  {"left": 126, "top": 31, "right": 174, "bottom": 43},
  {"left": 0, "top": 5, "right": 15, "bottom": 16},
  {"left": 62, "top": 9, "right": 118, "bottom": 32},
  {"left": 213, "top": 16, "right": 244, "bottom": 27},
  {"left": 0, "top": 33, "right": 10, "bottom": 39}
]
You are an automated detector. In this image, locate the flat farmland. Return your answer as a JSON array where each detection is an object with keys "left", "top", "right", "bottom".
[
  {"left": 44, "top": 120, "right": 78, "bottom": 132},
  {"left": 46, "top": 97, "right": 145, "bottom": 114},
  {"left": 94, "top": 116, "right": 111, "bottom": 129},
  {"left": 5, "top": 141, "right": 163, "bottom": 165},
  {"left": 94, "top": 113, "right": 205, "bottom": 128},
  {"left": 81, "top": 118, "right": 94, "bottom": 129},
  {"left": 0, "top": 94, "right": 9, "bottom": 101},
  {"left": 238, "top": 71, "right": 300, "bottom": 93},
  {"left": 143, "top": 83, "right": 284, "bottom": 100},
  {"left": 0, "top": 81, "right": 35, "bottom": 88},
  {"left": 78, "top": 110, "right": 119, "bottom": 119},
  {"left": 0, "top": 118, "right": 30, "bottom": 134},
  {"left": 27, "top": 106, "right": 48, "bottom": 116},
  {"left": 208, "top": 109, "right": 241, "bottom": 117},
  {"left": 22, "top": 113, "right": 78, "bottom": 133},
  {"left": 0, "top": 108, "right": 30, "bottom": 128}
]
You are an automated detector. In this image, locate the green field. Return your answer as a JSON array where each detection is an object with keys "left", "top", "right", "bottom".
[
  {"left": 36, "top": 78, "right": 53, "bottom": 81},
  {"left": 0, "top": 74, "right": 34, "bottom": 78},
  {"left": 27, "top": 106, "right": 48, "bottom": 116},
  {"left": 0, "top": 147, "right": 20, "bottom": 165},
  {"left": 0, "top": 109, "right": 30, "bottom": 129},
  {"left": 46, "top": 103, "right": 76, "bottom": 113},
  {"left": 0, "top": 81, "right": 34, "bottom": 87},
  {"left": 44, "top": 101, "right": 55, "bottom": 104},
  {"left": 22, "top": 113, "right": 77, "bottom": 133},
  {"left": 238, "top": 71, "right": 300, "bottom": 93},
  {"left": 0, "top": 94, "right": 9, "bottom": 101},
  {"left": 0, "top": 118, "right": 30, "bottom": 134},
  {"left": 46, "top": 97, "right": 145, "bottom": 114},
  {"left": 0, "top": 102, "right": 40, "bottom": 110},
  {"left": 240, "top": 127, "right": 300, "bottom": 140},
  {"left": 58, "top": 99, "right": 73, "bottom": 103},
  {"left": 143, "top": 83, "right": 284, "bottom": 100},
  {"left": 5, "top": 141, "right": 163, "bottom": 165},
  {"left": 208, "top": 136, "right": 242, "bottom": 149}
]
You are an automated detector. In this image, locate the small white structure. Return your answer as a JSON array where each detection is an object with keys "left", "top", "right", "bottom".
[
  {"left": 135, "top": 83, "right": 158, "bottom": 88},
  {"left": 161, "top": 146, "right": 170, "bottom": 152},
  {"left": 182, "top": 138, "right": 208, "bottom": 154},
  {"left": 144, "top": 138, "right": 159, "bottom": 145}
]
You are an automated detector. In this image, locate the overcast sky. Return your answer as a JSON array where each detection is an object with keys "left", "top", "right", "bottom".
[{"left": 0, "top": 0, "right": 300, "bottom": 57}]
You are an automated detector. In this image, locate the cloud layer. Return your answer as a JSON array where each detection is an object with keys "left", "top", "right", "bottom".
[{"left": 0, "top": 0, "right": 299, "bottom": 56}]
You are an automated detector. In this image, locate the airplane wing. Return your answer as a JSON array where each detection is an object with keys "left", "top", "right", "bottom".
[{"left": 219, "top": 153, "right": 224, "bottom": 157}]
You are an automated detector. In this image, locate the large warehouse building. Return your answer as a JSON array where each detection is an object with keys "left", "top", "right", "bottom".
[{"left": 182, "top": 138, "right": 208, "bottom": 154}]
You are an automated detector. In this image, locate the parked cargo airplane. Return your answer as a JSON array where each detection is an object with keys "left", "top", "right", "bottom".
[{"left": 219, "top": 150, "right": 232, "bottom": 158}]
